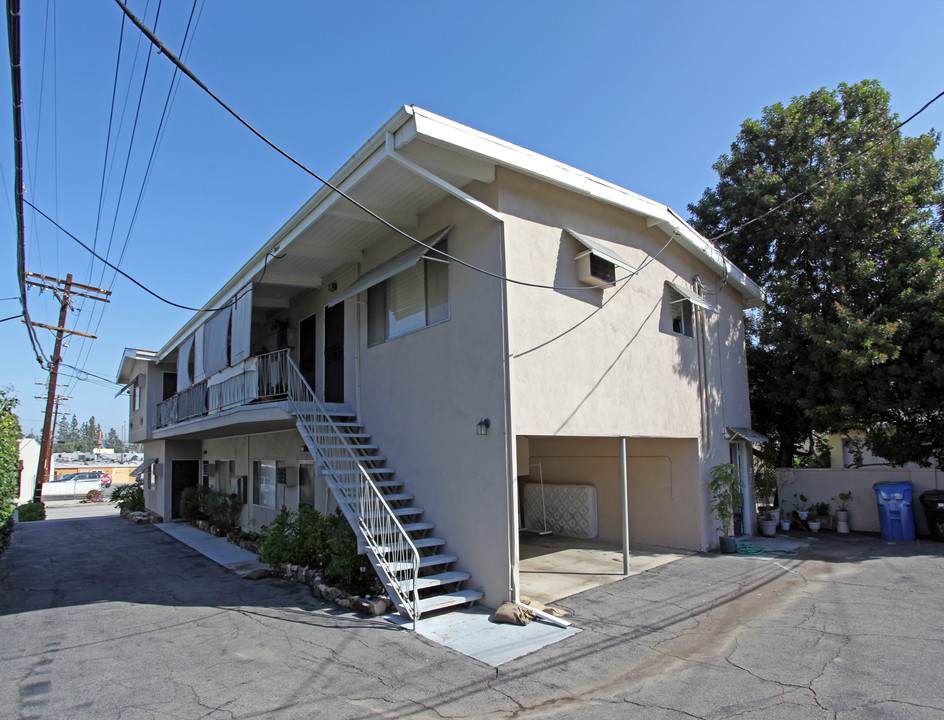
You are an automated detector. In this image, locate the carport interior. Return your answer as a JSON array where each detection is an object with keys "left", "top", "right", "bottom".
[{"left": 516, "top": 435, "right": 700, "bottom": 603}]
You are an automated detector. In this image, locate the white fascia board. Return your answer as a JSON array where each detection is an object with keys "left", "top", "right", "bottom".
[
  {"left": 156, "top": 107, "right": 419, "bottom": 361},
  {"left": 117, "top": 348, "right": 157, "bottom": 384},
  {"left": 407, "top": 106, "right": 766, "bottom": 308}
]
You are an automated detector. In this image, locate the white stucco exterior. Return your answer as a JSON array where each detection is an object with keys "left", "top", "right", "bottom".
[{"left": 117, "top": 106, "right": 764, "bottom": 610}]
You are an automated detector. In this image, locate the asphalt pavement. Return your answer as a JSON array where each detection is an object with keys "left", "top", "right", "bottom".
[{"left": 2, "top": 503, "right": 944, "bottom": 719}]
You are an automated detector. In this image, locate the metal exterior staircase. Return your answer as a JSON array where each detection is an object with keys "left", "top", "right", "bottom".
[{"left": 276, "top": 350, "right": 481, "bottom": 626}]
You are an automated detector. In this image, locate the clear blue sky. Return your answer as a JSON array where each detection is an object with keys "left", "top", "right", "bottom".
[{"left": 2, "top": 0, "right": 942, "bottom": 437}]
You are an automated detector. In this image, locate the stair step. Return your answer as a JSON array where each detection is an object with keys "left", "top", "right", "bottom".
[
  {"left": 397, "top": 571, "right": 470, "bottom": 592},
  {"left": 416, "top": 589, "right": 483, "bottom": 615},
  {"left": 400, "top": 522, "right": 435, "bottom": 534},
  {"left": 329, "top": 467, "right": 395, "bottom": 475},
  {"left": 317, "top": 432, "right": 370, "bottom": 440},
  {"left": 386, "top": 553, "right": 457, "bottom": 573},
  {"left": 380, "top": 493, "right": 413, "bottom": 503},
  {"left": 374, "top": 537, "right": 445, "bottom": 554},
  {"left": 363, "top": 506, "right": 423, "bottom": 519},
  {"left": 336, "top": 479, "right": 402, "bottom": 490}
]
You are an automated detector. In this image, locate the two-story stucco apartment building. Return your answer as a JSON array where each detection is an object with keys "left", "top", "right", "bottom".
[{"left": 117, "top": 106, "right": 765, "bottom": 622}]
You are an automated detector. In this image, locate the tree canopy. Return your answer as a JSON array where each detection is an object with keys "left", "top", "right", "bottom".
[
  {"left": 54, "top": 414, "right": 131, "bottom": 454},
  {"left": 689, "top": 80, "right": 944, "bottom": 467}
]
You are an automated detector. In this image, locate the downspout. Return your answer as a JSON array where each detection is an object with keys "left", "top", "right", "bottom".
[
  {"left": 693, "top": 277, "right": 711, "bottom": 455},
  {"left": 498, "top": 219, "right": 517, "bottom": 604}
]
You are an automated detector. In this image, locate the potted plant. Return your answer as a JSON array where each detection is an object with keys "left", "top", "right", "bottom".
[
  {"left": 792, "top": 493, "right": 810, "bottom": 521},
  {"left": 758, "top": 510, "right": 778, "bottom": 537},
  {"left": 832, "top": 491, "right": 852, "bottom": 534},
  {"left": 710, "top": 464, "right": 743, "bottom": 553},
  {"left": 753, "top": 461, "right": 780, "bottom": 523},
  {"left": 779, "top": 515, "right": 792, "bottom": 532},
  {"left": 807, "top": 518, "right": 821, "bottom": 532}
]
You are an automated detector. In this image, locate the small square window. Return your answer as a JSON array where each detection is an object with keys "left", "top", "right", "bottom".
[{"left": 668, "top": 287, "right": 694, "bottom": 337}]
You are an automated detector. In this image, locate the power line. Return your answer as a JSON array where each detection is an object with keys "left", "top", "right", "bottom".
[
  {"left": 72, "top": 0, "right": 200, "bottom": 386},
  {"left": 25, "top": 198, "right": 280, "bottom": 312},
  {"left": 113, "top": 0, "right": 656, "bottom": 294},
  {"left": 7, "top": 0, "right": 47, "bottom": 368}
]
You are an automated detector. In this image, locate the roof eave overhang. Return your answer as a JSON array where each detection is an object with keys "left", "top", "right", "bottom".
[
  {"left": 155, "top": 105, "right": 766, "bottom": 362},
  {"left": 155, "top": 105, "right": 421, "bottom": 361},
  {"left": 117, "top": 348, "right": 157, "bottom": 384},
  {"left": 407, "top": 107, "right": 766, "bottom": 309}
]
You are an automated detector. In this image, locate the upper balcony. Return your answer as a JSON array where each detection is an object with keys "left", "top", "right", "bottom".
[{"left": 153, "top": 350, "right": 299, "bottom": 440}]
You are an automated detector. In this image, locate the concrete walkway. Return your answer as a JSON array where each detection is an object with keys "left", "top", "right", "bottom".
[
  {"left": 156, "top": 519, "right": 582, "bottom": 665},
  {"left": 155, "top": 521, "right": 268, "bottom": 577}
]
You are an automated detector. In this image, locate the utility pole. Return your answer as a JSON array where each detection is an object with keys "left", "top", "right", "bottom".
[
  {"left": 27, "top": 273, "right": 110, "bottom": 501},
  {"left": 33, "top": 392, "right": 70, "bottom": 482}
]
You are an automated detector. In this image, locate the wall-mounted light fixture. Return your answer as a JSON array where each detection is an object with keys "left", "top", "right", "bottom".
[
  {"left": 476, "top": 418, "right": 491, "bottom": 436},
  {"left": 328, "top": 281, "right": 338, "bottom": 292}
]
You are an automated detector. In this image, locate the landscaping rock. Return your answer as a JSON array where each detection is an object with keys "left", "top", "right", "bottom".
[
  {"left": 369, "top": 598, "right": 388, "bottom": 616},
  {"left": 242, "top": 568, "right": 271, "bottom": 580}
]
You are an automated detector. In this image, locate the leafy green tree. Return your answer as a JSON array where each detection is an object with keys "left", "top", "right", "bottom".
[
  {"left": 1, "top": 388, "right": 23, "bottom": 524},
  {"left": 105, "top": 428, "right": 122, "bottom": 451},
  {"left": 689, "top": 80, "right": 944, "bottom": 467}
]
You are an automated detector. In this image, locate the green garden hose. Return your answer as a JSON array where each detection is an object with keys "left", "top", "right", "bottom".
[{"left": 736, "top": 543, "right": 798, "bottom": 557}]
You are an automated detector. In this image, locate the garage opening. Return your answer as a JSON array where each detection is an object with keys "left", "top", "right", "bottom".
[{"left": 516, "top": 435, "right": 699, "bottom": 604}]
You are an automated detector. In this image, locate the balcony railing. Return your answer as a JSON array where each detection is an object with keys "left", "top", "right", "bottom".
[{"left": 155, "top": 350, "right": 290, "bottom": 429}]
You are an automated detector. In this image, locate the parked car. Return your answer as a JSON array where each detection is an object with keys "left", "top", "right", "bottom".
[
  {"left": 86, "top": 470, "right": 111, "bottom": 487},
  {"left": 41, "top": 472, "right": 109, "bottom": 500}
]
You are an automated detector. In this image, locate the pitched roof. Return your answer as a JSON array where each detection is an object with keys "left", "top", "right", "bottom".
[{"left": 155, "top": 106, "right": 764, "bottom": 360}]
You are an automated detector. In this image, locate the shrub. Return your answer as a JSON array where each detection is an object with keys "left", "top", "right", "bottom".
[
  {"left": 110, "top": 483, "right": 145, "bottom": 512},
  {"left": 86, "top": 489, "right": 103, "bottom": 501},
  {"left": 17, "top": 501, "right": 46, "bottom": 522},
  {"left": 258, "top": 507, "right": 379, "bottom": 596},
  {"left": 179, "top": 485, "right": 211, "bottom": 520},
  {"left": 179, "top": 486, "right": 242, "bottom": 531},
  {"left": 0, "top": 514, "right": 13, "bottom": 550},
  {"left": 203, "top": 491, "right": 242, "bottom": 532}
]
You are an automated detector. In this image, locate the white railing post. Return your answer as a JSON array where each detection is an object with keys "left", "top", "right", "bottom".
[{"left": 273, "top": 348, "right": 421, "bottom": 621}]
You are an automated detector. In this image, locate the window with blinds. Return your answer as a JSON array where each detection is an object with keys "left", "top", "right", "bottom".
[{"left": 368, "top": 240, "right": 449, "bottom": 346}]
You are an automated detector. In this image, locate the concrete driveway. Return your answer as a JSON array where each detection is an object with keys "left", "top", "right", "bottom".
[{"left": 2, "top": 504, "right": 943, "bottom": 719}]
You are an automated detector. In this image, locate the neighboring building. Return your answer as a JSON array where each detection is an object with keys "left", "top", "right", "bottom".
[
  {"left": 116, "top": 106, "right": 765, "bottom": 620},
  {"left": 827, "top": 431, "right": 938, "bottom": 470},
  {"left": 17, "top": 438, "right": 40, "bottom": 504}
]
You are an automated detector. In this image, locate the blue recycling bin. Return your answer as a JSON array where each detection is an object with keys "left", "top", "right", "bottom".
[{"left": 873, "top": 482, "right": 916, "bottom": 541}]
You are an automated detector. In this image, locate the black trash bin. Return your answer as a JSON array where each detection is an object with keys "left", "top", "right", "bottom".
[{"left": 920, "top": 490, "right": 944, "bottom": 542}]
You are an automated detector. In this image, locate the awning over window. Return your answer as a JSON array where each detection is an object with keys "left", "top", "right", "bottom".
[
  {"left": 566, "top": 229, "right": 637, "bottom": 273},
  {"left": 327, "top": 226, "right": 452, "bottom": 307},
  {"left": 114, "top": 374, "right": 143, "bottom": 398},
  {"left": 727, "top": 427, "right": 768, "bottom": 443},
  {"left": 666, "top": 280, "right": 714, "bottom": 311},
  {"left": 130, "top": 458, "right": 157, "bottom": 478}
]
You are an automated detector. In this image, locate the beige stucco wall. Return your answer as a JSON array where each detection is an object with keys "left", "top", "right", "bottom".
[
  {"left": 498, "top": 169, "right": 754, "bottom": 550},
  {"left": 523, "top": 436, "right": 702, "bottom": 549},
  {"left": 202, "top": 429, "right": 318, "bottom": 529},
  {"left": 779, "top": 468, "right": 944, "bottom": 536},
  {"left": 352, "top": 193, "right": 514, "bottom": 608}
]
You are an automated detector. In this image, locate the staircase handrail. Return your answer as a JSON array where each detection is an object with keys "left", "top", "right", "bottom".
[{"left": 274, "top": 350, "right": 421, "bottom": 622}]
